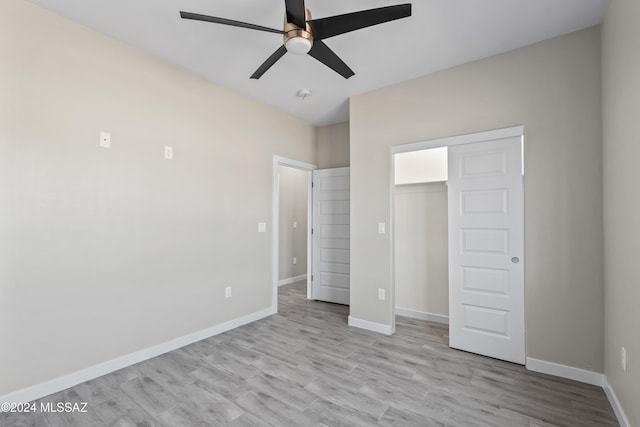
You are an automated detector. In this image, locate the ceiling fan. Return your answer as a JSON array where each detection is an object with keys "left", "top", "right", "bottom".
[{"left": 180, "top": 1, "right": 412, "bottom": 79}]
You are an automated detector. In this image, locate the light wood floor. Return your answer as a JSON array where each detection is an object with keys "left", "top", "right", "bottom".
[{"left": 1, "top": 281, "right": 618, "bottom": 426}]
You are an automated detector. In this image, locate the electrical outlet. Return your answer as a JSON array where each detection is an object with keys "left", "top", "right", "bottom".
[
  {"left": 225, "top": 286, "right": 232, "bottom": 299},
  {"left": 293, "top": 257, "right": 297, "bottom": 265},
  {"left": 378, "top": 288, "right": 385, "bottom": 301},
  {"left": 164, "top": 145, "right": 173, "bottom": 160},
  {"left": 622, "top": 347, "right": 627, "bottom": 372}
]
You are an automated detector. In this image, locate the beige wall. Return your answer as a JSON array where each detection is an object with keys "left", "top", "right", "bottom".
[
  {"left": 278, "top": 166, "right": 308, "bottom": 281},
  {"left": 0, "top": 0, "right": 315, "bottom": 396},
  {"left": 602, "top": 0, "right": 640, "bottom": 424},
  {"left": 394, "top": 183, "right": 448, "bottom": 316},
  {"left": 350, "top": 27, "right": 604, "bottom": 371},
  {"left": 315, "top": 121, "right": 350, "bottom": 168}
]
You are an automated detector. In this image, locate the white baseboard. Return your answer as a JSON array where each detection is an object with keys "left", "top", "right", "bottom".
[
  {"left": 603, "top": 377, "right": 631, "bottom": 427},
  {"left": 395, "top": 307, "right": 449, "bottom": 325},
  {"left": 278, "top": 274, "right": 307, "bottom": 286},
  {"left": 0, "top": 306, "right": 276, "bottom": 405},
  {"left": 348, "top": 316, "right": 394, "bottom": 335},
  {"left": 526, "top": 357, "right": 603, "bottom": 387}
]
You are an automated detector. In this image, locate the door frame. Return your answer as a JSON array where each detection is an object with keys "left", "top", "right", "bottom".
[
  {"left": 389, "top": 125, "right": 524, "bottom": 339},
  {"left": 271, "top": 156, "right": 317, "bottom": 313}
]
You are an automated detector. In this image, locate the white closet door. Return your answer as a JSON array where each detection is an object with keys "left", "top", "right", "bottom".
[{"left": 448, "top": 137, "right": 525, "bottom": 364}]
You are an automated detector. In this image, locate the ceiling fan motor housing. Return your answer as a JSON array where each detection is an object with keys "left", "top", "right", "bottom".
[
  {"left": 180, "top": 2, "right": 411, "bottom": 79},
  {"left": 283, "top": 8, "right": 313, "bottom": 54}
]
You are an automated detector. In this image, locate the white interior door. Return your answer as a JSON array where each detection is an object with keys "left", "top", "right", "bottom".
[
  {"left": 312, "top": 167, "right": 350, "bottom": 305},
  {"left": 448, "top": 137, "right": 525, "bottom": 364}
]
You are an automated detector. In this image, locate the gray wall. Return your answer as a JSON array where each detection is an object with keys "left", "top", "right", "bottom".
[
  {"left": 0, "top": 0, "right": 315, "bottom": 396},
  {"left": 602, "top": 0, "right": 640, "bottom": 423},
  {"left": 278, "top": 166, "right": 308, "bottom": 281},
  {"left": 315, "top": 122, "right": 350, "bottom": 168},
  {"left": 350, "top": 27, "right": 604, "bottom": 372},
  {"left": 394, "top": 183, "right": 448, "bottom": 317}
]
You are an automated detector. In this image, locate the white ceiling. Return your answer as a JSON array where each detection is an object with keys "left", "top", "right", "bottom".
[{"left": 27, "top": 0, "right": 607, "bottom": 126}]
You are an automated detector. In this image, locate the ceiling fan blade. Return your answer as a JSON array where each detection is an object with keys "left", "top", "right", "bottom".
[
  {"left": 250, "top": 45, "right": 288, "bottom": 79},
  {"left": 308, "top": 4, "right": 411, "bottom": 40},
  {"left": 307, "top": 41, "right": 354, "bottom": 79},
  {"left": 285, "top": 0, "right": 306, "bottom": 29},
  {"left": 180, "top": 11, "right": 284, "bottom": 34}
]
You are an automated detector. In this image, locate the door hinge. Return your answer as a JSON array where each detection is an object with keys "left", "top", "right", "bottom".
[
  {"left": 311, "top": 228, "right": 314, "bottom": 234},
  {"left": 311, "top": 275, "right": 314, "bottom": 281},
  {"left": 311, "top": 181, "right": 314, "bottom": 188}
]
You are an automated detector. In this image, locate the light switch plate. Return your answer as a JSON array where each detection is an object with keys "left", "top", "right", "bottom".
[
  {"left": 378, "top": 222, "right": 386, "bottom": 234},
  {"left": 164, "top": 145, "right": 173, "bottom": 160},
  {"left": 378, "top": 288, "right": 386, "bottom": 301},
  {"left": 258, "top": 222, "right": 267, "bottom": 233}
]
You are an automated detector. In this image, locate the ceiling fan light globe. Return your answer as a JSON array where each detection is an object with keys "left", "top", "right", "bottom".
[{"left": 285, "top": 36, "right": 312, "bottom": 55}]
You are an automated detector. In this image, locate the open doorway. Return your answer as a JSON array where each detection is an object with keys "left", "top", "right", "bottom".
[
  {"left": 278, "top": 165, "right": 309, "bottom": 287},
  {"left": 394, "top": 147, "right": 450, "bottom": 324},
  {"left": 271, "top": 156, "right": 315, "bottom": 313}
]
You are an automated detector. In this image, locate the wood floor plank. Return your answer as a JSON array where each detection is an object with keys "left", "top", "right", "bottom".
[
  {"left": 93, "top": 393, "right": 161, "bottom": 427},
  {"left": 235, "top": 391, "right": 317, "bottom": 427},
  {"left": 252, "top": 355, "right": 316, "bottom": 387},
  {"left": 156, "top": 403, "right": 214, "bottom": 427},
  {"left": 188, "top": 366, "right": 250, "bottom": 400},
  {"left": 446, "top": 410, "right": 529, "bottom": 427},
  {"left": 119, "top": 376, "right": 178, "bottom": 417},
  {"left": 348, "top": 348, "right": 418, "bottom": 380},
  {"left": 250, "top": 340, "right": 306, "bottom": 367},
  {"left": 360, "top": 384, "right": 449, "bottom": 422},
  {"left": 170, "top": 381, "right": 244, "bottom": 424},
  {"left": 0, "top": 412, "right": 50, "bottom": 427},
  {"left": 425, "top": 388, "right": 529, "bottom": 427},
  {"left": 204, "top": 350, "right": 261, "bottom": 380},
  {"left": 296, "top": 346, "right": 359, "bottom": 372},
  {"left": 228, "top": 411, "right": 275, "bottom": 427},
  {"left": 352, "top": 366, "right": 428, "bottom": 398},
  {"left": 297, "top": 360, "right": 366, "bottom": 392},
  {"left": 379, "top": 405, "right": 446, "bottom": 427},
  {"left": 304, "top": 399, "right": 380, "bottom": 427},
  {"left": 207, "top": 341, "right": 263, "bottom": 365},
  {"left": 245, "top": 373, "right": 318, "bottom": 412},
  {"left": 304, "top": 377, "right": 387, "bottom": 419}
]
